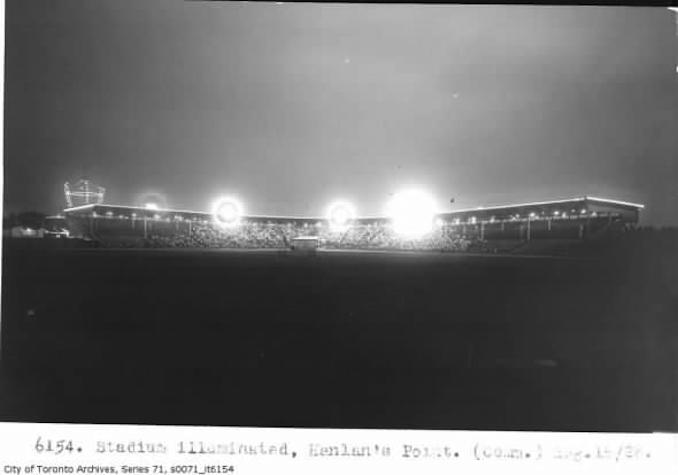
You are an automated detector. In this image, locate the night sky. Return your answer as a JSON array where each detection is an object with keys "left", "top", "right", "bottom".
[{"left": 4, "top": 1, "right": 678, "bottom": 225}]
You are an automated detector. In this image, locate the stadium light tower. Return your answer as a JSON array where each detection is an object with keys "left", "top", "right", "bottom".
[
  {"left": 64, "top": 179, "right": 105, "bottom": 208},
  {"left": 325, "top": 200, "right": 356, "bottom": 232},
  {"left": 386, "top": 188, "right": 439, "bottom": 238},
  {"left": 211, "top": 196, "right": 244, "bottom": 228}
]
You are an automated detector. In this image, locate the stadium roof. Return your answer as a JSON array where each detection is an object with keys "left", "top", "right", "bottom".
[
  {"left": 63, "top": 203, "right": 207, "bottom": 215},
  {"left": 63, "top": 195, "right": 644, "bottom": 221},
  {"left": 449, "top": 196, "right": 644, "bottom": 215}
]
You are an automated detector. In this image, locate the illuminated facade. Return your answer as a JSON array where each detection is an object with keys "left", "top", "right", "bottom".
[{"left": 61, "top": 195, "right": 643, "bottom": 244}]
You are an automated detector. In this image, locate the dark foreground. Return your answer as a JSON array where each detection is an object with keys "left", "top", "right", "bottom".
[{"left": 2, "top": 242, "right": 677, "bottom": 431}]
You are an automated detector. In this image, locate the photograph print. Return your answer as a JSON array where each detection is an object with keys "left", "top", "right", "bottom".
[{"left": 2, "top": 0, "right": 678, "bottom": 432}]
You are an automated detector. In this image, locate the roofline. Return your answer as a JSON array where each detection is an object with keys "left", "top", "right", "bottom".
[
  {"left": 447, "top": 197, "right": 585, "bottom": 214},
  {"left": 64, "top": 195, "right": 644, "bottom": 220},
  {"left": 585, "top": 196, "right": 645, "bottom": 209},
  {"left": 63, "top": 204, "right": 391, "bottom": 222},
  {"left": 445, "top": 196, "right": 644, "bottom": 214},
  {"left": 63, "top": 203, "right": 97, "bottom": 212},
  {"left": 64, "top": 203, "right": 210, "bottom": 215},
  {"left": 63, "top": 204, "right": 328, "bottom": 220}
]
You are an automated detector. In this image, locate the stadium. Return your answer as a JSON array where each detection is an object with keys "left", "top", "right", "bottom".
[{"left": 55, "top": 193, "right": 644, "bottom": 256}]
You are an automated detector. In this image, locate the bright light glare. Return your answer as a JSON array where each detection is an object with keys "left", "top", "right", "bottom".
[
  {"left": 138, "top": 191, "right": 168, "bottom": 210},
  {"left": 386, "top": 189, "right": 438, "bottom": 237},
  {"left": 211, "top": 196, "right": 244, "bottom": 228},
  {"left": 326, "top": 201, "right": 356, "bottom": 231}
]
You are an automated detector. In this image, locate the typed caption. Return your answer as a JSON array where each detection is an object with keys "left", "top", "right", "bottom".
[{"left": 0, "top": 423, "right": 676, "bottom": 475}]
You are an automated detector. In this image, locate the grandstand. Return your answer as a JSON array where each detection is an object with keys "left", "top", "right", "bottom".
[{"left": 60, "top": 196, "right": 643, "bottom": 255}]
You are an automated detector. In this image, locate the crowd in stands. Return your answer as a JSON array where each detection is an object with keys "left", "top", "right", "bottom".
[
  {"left": 61, "top": 214, "right": 672, "bottom": 256},
  {"left": 322, "top": 223, "right": 477, "bottom": 252},
  {"left": 150, "top": 222, "right": 292, "bottom": 249},
  {"left": 146, "top": 221, "right": 479, "bottom": 252}
]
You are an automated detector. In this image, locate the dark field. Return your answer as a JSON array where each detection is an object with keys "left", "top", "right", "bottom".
[{"left": 2, "top": 242, "right": 677, "bottom": 431}]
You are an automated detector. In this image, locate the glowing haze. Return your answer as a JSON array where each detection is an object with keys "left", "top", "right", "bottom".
[
  {"left": 4, "top": 2, "right": 678, "bottom": 225},
  {"left": 386, "top": 189, "right": 439, "bottom": 237},
  {"left": 326, "top": 200, "right": 357, "bottom": 231},
  {"left": 211, "top": 196, "right": 244, "bottom": 228}
]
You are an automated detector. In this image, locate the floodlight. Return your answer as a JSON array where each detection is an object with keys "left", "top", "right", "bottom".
[
  {"left": 386, "top": 189, "right": 438, "bottom": 237},
  {"left": 137, "top": 191, "right": 169, "bottom": 211},
  {"left": 326, "top": 201, "right": 356, "bottom": 231},
  {"left": 211, "top": 196, "right": 244, "bottom": 228}
]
